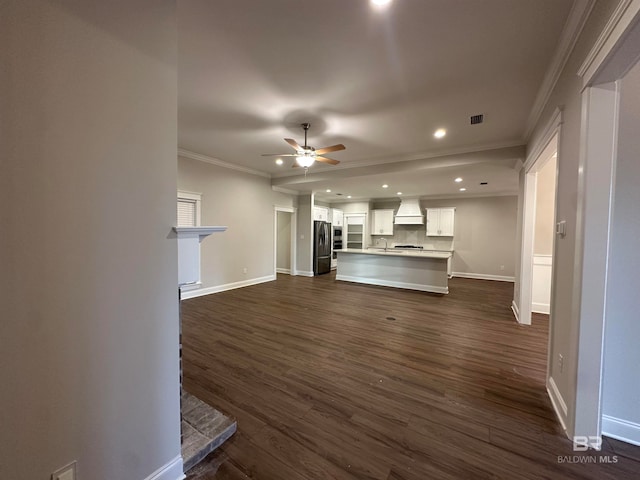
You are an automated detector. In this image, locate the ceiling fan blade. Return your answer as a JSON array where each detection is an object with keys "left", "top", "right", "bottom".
[
  {"left": 316, "top": 156, "right": 340, "bottom": 165},
  {"left": 284, "top": 138, "right": 302, "bottom": 151},
  {"left": 314, "top": 144, "right": 345, "bottom": 155},
  {"left": 261, "top": 153, "right": 298, "bottom": 157}
]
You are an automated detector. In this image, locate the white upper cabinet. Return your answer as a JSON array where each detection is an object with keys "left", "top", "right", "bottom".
[
  {"left": 372, "top": 209, "right": 394, "bottom": 235},
  {"left": 331, "top": 208, "right": 344, "bottom": 227},
  {"left": 313, "top": 206, "right": 329, "bottom": 222},
  {"left": 426, "top": 208, "right": 455, "bottom": 236}
]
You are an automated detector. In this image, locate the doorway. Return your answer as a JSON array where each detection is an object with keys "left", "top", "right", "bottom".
[
  {"left": 517, "top": 130, "right": 560, "bottom": 326},
  {"left": 274, "top": 206, "right": 297, "bottom": 276}
]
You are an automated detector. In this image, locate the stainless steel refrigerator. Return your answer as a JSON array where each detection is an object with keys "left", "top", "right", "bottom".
[{"left": 313, "top": 220, "right": 332, "bottom": 275}]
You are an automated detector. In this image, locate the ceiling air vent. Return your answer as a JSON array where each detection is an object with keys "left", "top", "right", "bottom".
[{"left": 470, "top": 114, "right": 484, "bottom": 125}]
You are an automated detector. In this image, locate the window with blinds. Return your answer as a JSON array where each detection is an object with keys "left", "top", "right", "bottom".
[
  {"left": 177, "top": 199, "right": 197, "bottom": 227},
  {"left": 177, "top": 191, "right": 202, "bottom": 227}
]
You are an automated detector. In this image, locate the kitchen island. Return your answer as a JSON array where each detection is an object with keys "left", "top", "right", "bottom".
[{"left": 335, "top": 248, "right": 452, "bottom": 294}]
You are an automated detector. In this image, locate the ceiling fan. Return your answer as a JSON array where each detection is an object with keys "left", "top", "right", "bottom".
[{"left": 262, "top": 123, "right": 345, "bottom": 168}]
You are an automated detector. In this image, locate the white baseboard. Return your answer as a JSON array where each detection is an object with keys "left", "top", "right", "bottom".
[
  {"left": 180, "top": 275, "right": 276, "bottom": 299},
  {"left": 336, "top": 274, "right": 448, "bottom": 294},
  {"left": 276, "top": 268, "right": 291, "bottom": 275},
  {"left": 452, "top": 272, "right": 515, "bottom": 282},
  {"left": 143, "top": 455, "right": 185, "bottom": 480},
  {"left": 532, "top": 302, "right": 550, "bottom": 314},
  {"left": 602, "top": 415, "right": 640, "bottom": 446},
  {"left": 511, "top": 300, "right": 520, "bottom": 322},
  {"left": 296, "top": 270, "right": 314, "bottom": 277},
  {"left": 547, "top": 376, "right": 568, "bottom": 434}
]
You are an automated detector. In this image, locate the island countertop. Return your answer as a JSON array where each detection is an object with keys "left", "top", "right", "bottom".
[
  {"left": 335, "top": 248, "right": 450, "bottom": 294},
  {"left": 336, "top": 248, "right": 452, "bottom": 259}
]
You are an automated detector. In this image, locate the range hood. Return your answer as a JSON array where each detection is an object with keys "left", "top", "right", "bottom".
[{"left": 394, "top": 197, "right": 424, "bottom": 225}]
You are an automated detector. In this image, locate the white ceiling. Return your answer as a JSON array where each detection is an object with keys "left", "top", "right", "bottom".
[{"left": 177, "top": 0, "right": 574, "bottom": 201}]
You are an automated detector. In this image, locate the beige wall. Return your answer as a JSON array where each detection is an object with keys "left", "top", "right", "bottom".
[
  {"left": 0, "top": 1, "right": 182, "bottom": 479},
  {"left": 371, "top": 196, "right": 518, "bottom": 278},
  {"left": 178, "top": 157, "right": 296, "bottom": 288},
  {"left": 277, "top": 211, "right": 292, "bottom": 270},
  {"left": 520, "top": 0, "right": 620, "bottom": 436},
  {"left": 296, "top": 194, "right": 313, "bottom": 274},
  {"left": 534, "top": 156, "right": 557, "bottom": 255}
]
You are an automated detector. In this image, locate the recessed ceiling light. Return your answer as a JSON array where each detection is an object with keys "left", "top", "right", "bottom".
[
  {"left": 434, "top": 129, "right": 447, "bottom": 139},
  {"left": 397, "top": 192, "right": 403, "bottom": 195},
  {"left": 382, "top": 184, "right": 389, "bottom": 188},
  {"left": 454, "top": 177, "right": 463, "bottom": 183},
  {"left": 371, "top": 0, "right": 392, "bottom": 6},
  {"left": 275, "top": 158, "right": 283, "bottom": 165},
  {"left": 459, "top": 188, "right": 467, "bottom": 192},
  {"left": 326, "top": 189, "right": 331, "bottom": 193},
  {"left": 347, "top": 195, "right": 352, "bottom": 199}
]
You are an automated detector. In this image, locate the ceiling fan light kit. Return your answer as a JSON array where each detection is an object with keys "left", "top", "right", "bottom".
[{"left": 261, "top": 122, "right": 345, "bottom": 169}]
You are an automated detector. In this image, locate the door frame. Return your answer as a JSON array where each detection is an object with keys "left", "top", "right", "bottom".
[
  {"left": 516, "top": 109, "right": 562, "bottom": 326},
  {"left": 274, "top": 205, "right": 297, "bottom": 276}
]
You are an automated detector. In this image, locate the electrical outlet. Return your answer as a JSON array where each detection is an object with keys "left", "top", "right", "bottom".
[
  {"left": 242, "top": 267, "right": 247, "bottom": 274},
  {"left": 52, "top": 462, "right": 76, "bottom": 480},
  {"left": 558, "top": 354, "right": 564, "bottom": 373},
  {"left": 500, "top": 265, "right": 505, "bottom": 271}
]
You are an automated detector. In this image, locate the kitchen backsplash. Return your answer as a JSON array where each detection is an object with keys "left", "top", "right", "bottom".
[{"left": 371, "top": 224, "right": 454, "bottom": 251}]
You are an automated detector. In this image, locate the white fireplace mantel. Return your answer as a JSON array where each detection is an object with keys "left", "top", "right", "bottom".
[{"left": 173, "top": 226, "right": 227, "bottom": 286}]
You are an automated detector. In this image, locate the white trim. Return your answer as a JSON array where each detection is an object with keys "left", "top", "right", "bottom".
[
  {"left": 179, "top": 282, "right": 202, "bottom": 292},
  {"left": 533, "top": 254, "right": 553, "bottom": 266},
  {"left": 524, "top": 108, "right": 563, "bottom": 171},
  {"left": 296, "top": 270, "right": 314, "bottom": 277},
  {"left": 178, "top": 148, "right": 271, "bottom": 179},
  {"left": 578, "top": 0, "right": 640, "bottom": 87},
  {"left": 511, "top": 300, "right": 520, "bottom": 322},
  {"left": 276, "top": 268, "right": 291, "bottom": 275},
  {"left": 602, "top": 415, "right": 640, "bottom": 446},
  {"left": 172, "top": 226, "right": 227, "bottom": 236},
  {"left": 180, "top": 275, "right": 276, "bottom": 300},
  {"left": 524, "top": 0, "right": 596, "bottom": 140},
  {"left": 451, "top": 272, "right": 515, "bottom": 282},
  {"left": 272, "top": 185, "right": 299, "bottom": 195},
  {"left": 336, "top": 274, "right": 448, "bottom": 294},
  {"left": 143, "top": 455, "right": 185, "bottom": 480},
  {"left": 548, "top": 377, "right": 569, "bottom": 435},
  {"left": 532, "top": 302, "right": 550, "bottom": 315}
]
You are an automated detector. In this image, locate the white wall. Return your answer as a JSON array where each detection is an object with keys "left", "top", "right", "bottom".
[
  {"left": 519, "top": 0, "right": 620, "bottom": 436},
  {"left": 601, "top": 60, "right": 640, "bottom": 444},
  {"left": 177, "top": 156, "right": 296, "bottom": 291},
  {"left": 0, "top": 1, "right": 182, "bottom": 479}
]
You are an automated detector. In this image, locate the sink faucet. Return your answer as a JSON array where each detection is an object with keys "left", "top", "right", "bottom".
[{"left": 377, "top": 238, "right": 388, "bottom": 251}]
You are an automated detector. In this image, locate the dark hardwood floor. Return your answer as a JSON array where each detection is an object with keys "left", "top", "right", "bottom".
[{"left": 182, "top": 273, "right": 640, "bottom": 480}]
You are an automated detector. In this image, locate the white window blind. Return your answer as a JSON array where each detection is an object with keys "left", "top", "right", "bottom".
[{"left": 177, "top": 199, "right": 197, "bottom": 227}]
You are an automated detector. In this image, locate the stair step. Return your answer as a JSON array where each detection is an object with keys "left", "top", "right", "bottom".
[{"left": 181, "top": 391, "right": 237, "bottom": 472}]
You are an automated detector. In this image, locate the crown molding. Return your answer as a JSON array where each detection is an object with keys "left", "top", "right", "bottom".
[
  {"left": 178, "top": 148, "right": 271, "bottom": 179},
  {"left": 524, "top": 0, "right": 596, "bottom": 141},
  {"left": 272, "top": 186, "right": 299, "bottom": 196},
  {"left": 577, "top": 0, "right": 640, "bottom": 86}
]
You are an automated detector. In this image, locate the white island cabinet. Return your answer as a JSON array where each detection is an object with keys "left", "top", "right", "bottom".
[{"left": 336, "top": 248, "right": 451, "bottom": 294}]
